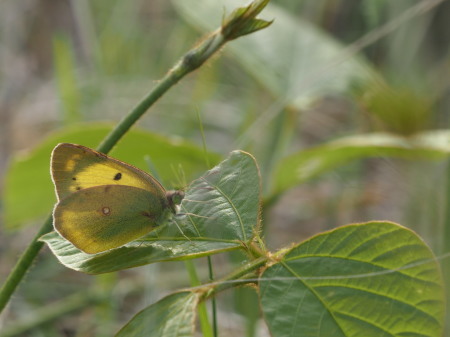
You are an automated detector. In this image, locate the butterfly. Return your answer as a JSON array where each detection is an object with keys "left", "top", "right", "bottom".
[{"left": 51, "top": 143, "right": 184, "bottom": 254}]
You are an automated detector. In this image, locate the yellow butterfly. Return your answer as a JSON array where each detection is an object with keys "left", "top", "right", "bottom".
[{"left": 51, "top": 143, "right": 184, "bottom": 254}]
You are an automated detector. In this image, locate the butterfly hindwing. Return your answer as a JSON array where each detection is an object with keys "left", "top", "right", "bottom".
[
  {"left": 51, "top": 143, "right": 166, "bottom": 200},
  {"left": 53, "top": 185, "right": 172, "bottom": 254},
  {"left": 50, "top": 143, "right": 184, "bottom": 254}
]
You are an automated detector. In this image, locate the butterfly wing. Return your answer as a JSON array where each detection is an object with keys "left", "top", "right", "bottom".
[
  {"left": 53, "top": 185, "right": 172, "bottom": 254},
  {"left": 51, "top": 143, "right": 166, "bottom": 200}
]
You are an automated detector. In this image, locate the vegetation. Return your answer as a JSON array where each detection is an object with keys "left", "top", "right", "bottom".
[{"left": 0, "top": 0, "right": 449, "bottom": 336}]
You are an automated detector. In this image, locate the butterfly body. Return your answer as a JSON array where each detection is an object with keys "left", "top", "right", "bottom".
[{"left": 51, "top": 143, "right": 183, "bottom": 254}]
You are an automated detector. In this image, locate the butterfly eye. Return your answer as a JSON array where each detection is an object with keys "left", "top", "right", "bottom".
[{"left": 114, "top": 172, "right": 122, "bottom": 180}]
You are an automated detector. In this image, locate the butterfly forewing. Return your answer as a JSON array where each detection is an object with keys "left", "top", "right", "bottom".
[
  {"left": 53, "top": 185, "right": 172, "bottom": 254},
  {"left": 51, "top": 143, "right": 166, "bottom": 200}
]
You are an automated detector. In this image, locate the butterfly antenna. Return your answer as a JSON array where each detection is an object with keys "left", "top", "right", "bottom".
[{"left": 170, "top": 163, "right": 187, "bottom": 190}]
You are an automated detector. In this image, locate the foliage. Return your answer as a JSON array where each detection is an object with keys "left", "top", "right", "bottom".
[
  {"left": 39, "top": 150, "right": 445, "bottom": 336},
  {"left": 1, "top": 0, "right": 448, "bottom": 336}
]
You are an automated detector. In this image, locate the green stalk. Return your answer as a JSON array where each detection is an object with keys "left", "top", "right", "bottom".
[
  {"left": 0, "top": 0, "right": 272, "bottom": 315},
  {"left": 199, "top": 245, "right": 288, "bottom": 299},
  {"left": 0, "top": 27, "right": 224, "bottom": 316},
  {"left": 0, "top": 216, "right": 53, "bottom": 312},
  {"left": 207, "top": 257, "right": 218, "bottom": 337},
  {"left": 201, "top": 256, "right": 268, "bottom": 299},
  {"left": 185, "top": 260, "right": 214, "bottom": 337},
  {"left": 97, "top": 33, "right": 225, "bottom": 154}
]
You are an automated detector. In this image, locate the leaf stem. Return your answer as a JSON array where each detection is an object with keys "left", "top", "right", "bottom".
[
  {"left": 207, "top": 257, "right": 218, "bottom": 337},
  {"left": 185, "top": 260, "right": 214, "bottom": 337},
  {"left": 201, "top": 256, "right": 268, "bottom": 300}
]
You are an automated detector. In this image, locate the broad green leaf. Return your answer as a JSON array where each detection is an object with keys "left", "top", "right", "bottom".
[
  {"left": 274, "top": 130, "right": 450, "bottom": 193},
  {"left": 116, "top": 291, "right": 199, "bottom": 337},
  {"left": 178, "top": 150, "right": 261, "bottom": 242},
  {"left": 40, "top": 231, "right": 240, "bottom": 274},
  {"left": 259, "top": 221, "right": 444, "bottom": 337},
  {"left": 41, "top": 150, "right": 262, "bottom": 274},
  {"left": 3, "top": 124, "right": 220, "bottom": 229},
  {"left": 172, "top": 0, "right": 373, "bottom": 108}
]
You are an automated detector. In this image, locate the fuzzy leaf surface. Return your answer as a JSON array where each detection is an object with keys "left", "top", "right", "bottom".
[{"left": 259, "top": 221, "right": 444, "bottom": 337}]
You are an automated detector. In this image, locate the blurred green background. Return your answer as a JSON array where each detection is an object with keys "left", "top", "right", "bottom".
[{"left": 0, "top": 0, "right": 449, "bottom": 336}]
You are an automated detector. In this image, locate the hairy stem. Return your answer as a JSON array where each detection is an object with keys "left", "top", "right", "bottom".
[
  {"left": 0, "top": 0, "right": 271, "bottom": 314},
  {"left": 199, "top": 256, "right": 269, "bottom": 300},
  {"left": 0, "top": 28, "right": 226, "bottom": 317},
  {"left": 0, "top": 216, "right": 53, "bottom": 312}
]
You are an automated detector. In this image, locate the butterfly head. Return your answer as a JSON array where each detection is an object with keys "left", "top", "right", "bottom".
[{"left": 166, "top": 190, "right": 185, "bottom": 214}]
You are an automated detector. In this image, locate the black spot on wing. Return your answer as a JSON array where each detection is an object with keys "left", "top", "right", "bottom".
[
  {"left": 76, "top": 186, "right": 82, "bottom": 191},
  {"left": 72, "top": 177, "right": 77, "bottom": 181},
  {"left": 114, "top": 172, "right": 122, "bottom": 181},
  {"left": 141, "top": 211, "right": 156, "bottom": 220}
]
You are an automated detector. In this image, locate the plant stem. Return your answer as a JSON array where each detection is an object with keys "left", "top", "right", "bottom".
[
  {"left": 0, "top": 25, "right": 224, "bottom": 317},
  {"left": 207, "top": 257, "right": 218, "bottom": 337},
  {"left": 0, "top": 0, "right": 272, "bottom": 315},
  {"left": 97, "top": 33, "right": 225, "bottom": 154},
  {"left": 185, "top": 261, "right": 214, "bottom": 337},
  {"left": 202, "top": 256, "right": 268, "bottom": 300},
  {"left": 0, "top": 216, "right": 53, "bottom": 313}
]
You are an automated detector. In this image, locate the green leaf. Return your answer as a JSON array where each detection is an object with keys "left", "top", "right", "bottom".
[
  {"left": 40, "top": 231, "right": 239, "bottom": 274},
  {"left": 41, "top": 150, "right": 262, "bottom": 274},
  {"left": 179, "top": 150, "right": 261, "bottom": 242},
  {"left": 259, "top": 221, "right": 444, "bottom": 337},
  {"left": 115, "top": 291, "right": 199, "bottom": 337},
  {"left": 274, "top": 131, "right": 450, "bottom": 193},
  {"left": 172, "top": 0, "right": 372, "bottom": 108},
  {"left": 3, "top": 124, "right": 220, "bottom": 229}
]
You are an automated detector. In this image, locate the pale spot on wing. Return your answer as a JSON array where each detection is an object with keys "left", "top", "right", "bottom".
[
  {"left": 65, "top": 155, "right": 82, "bottom": 171},
  {"left": 101, "top": 206, "right": 111, "bottom": 215}
]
